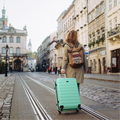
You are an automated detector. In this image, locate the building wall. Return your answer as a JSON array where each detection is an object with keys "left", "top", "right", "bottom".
[
  {"left": 63, "top": 4, "right": 74, "bottom": 42},
  {"left": 106, "top": 0, "right": 120, "bottom": 72},
  {"left": 88, "top": 0, "right": 106, "bottom": 74},
  {"left": 74, "top": 0, "right": 88, "bottom": 46}
]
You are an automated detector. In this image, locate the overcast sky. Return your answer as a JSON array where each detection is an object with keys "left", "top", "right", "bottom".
[{"left": 0, "top": 0, "right": 74, "bottom": 52}]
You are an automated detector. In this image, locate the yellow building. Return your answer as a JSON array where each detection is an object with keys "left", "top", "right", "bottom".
[
  {"left": 106, "top": 0, "right": 120, "bottom": 73},
  {"left": 88, "top": 0, "right": 106, "bottom": 74}
]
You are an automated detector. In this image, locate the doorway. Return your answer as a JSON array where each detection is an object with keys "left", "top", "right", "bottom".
[
  {"left": 14, "top": 59, "right": 21, "bottom": 71},
  {"left": 98, "top": 59, "right": 101, "bottom": 74}
]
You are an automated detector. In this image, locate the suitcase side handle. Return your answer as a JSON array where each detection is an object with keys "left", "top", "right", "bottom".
[{"left": 59, "top": 74, "right": 66, "bottom": 78}]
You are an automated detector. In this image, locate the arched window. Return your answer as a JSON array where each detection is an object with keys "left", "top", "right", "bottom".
[
  {"left": 16, "top": 37, "right": 20, "bottom": 43},
  {"left": 2, "top": 36, "right": 6, "bottom": 43},
  {"left": 16, "top": 47, "right": 20, "bottom": 55},
  {"left": 9, "top": 47, "right": 13, "bottom": 54},
  {"left": 2, "top": 47, "right": 6, "bottom": 54},
  {"left": 10, "top": 37, "right": 13, "bottom": 43}
]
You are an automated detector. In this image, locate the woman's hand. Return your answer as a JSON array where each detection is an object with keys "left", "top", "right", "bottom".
[{"left": 61, "top": 70, "right": 65, "bottom": 74}]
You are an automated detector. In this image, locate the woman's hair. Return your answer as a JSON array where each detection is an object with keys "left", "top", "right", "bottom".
[{"left": 66, "top": 30, "right": 78, "bottom": 44}]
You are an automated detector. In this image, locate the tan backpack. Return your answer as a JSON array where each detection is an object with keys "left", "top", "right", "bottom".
[{"left": 66, "top": 42, "right": 84, "bottom": 68}]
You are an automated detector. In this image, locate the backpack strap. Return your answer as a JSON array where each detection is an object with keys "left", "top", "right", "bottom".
[
  {"left": 64, "top": 42, "right": 79, "bottom": 48},
  {"left": 64, "top": 42, "right": 73, "bottom": 48}
]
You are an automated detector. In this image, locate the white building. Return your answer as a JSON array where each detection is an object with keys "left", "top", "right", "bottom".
[
  {"left": 0, "top": 7, "right": 28, "bottom": 71},
  {"left": 49, "top": 31, "right": 57, "bottom": 71},
  {"left": 56, "top": 11, "right": 66, "bottom": 71},
  {"left": 27, "top": 56, "right": 36, "bottom": 71},
  {"left": 74, "top": 0, "right": 88, "bottom": 46}
]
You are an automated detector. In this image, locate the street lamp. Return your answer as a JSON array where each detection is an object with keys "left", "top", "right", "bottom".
[
  {"left": 55, "top": 54, "right": 57, "bottom": 74},
  {"left": 5, "top": 44, "right": 9, "bottom": 77}
]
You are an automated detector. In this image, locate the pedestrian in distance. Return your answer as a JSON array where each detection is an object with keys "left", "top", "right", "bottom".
[{"left": 61, "top": 30, "right": 87, "bottom": 94}]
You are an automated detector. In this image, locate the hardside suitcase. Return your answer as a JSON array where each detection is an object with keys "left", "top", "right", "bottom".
[{"left": 54, "top": 75, "right": 81, "bottom": 114}]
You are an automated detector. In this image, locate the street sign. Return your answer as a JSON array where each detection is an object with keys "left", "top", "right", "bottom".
[{"left": 84, "top": 47, "right": 89, "bottom": 55}]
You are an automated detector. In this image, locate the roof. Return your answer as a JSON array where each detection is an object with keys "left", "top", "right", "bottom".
[{"left": 27, "top": 56, "right": 34, "bottom": 60}]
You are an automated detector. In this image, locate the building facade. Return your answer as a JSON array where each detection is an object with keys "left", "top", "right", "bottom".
[
  {"left": 63, "top": 3, "right": 75, "bottom": 41},
  {"left": 74, "top": 0, "right": 88, "bottom": 46},
  {"left": 49, "top": 31, "right": 57, "bottom": 71},
  {"left": 56, "top": 11, "right": 66, "bottom": 72},
  {"left": 106, "top": 0, "right": 120, "bottom": 73},
  {"left": 27, "top": 56, "right": 36, "bottom": 71},
  {"left": 88, "top": 0, "right": 106, "bottom": 74},
  {"left": 0, "top": 24, "right": 28, "bottom": 71}
]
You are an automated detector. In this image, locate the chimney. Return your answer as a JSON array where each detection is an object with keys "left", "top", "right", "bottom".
[
  {"left": 9, "top": 23, "right": 11, "bottom": 27},
  {"left": 3, "top": 20, "right": 5, "bottom": 26}
]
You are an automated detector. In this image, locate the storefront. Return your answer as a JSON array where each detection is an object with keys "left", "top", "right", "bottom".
[{"left": 111, "top": 48, "right": 120, "bottom": 73}]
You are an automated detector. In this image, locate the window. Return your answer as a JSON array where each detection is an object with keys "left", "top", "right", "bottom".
[
  {"left": 72, "top": 15, "right": 74, "bottom": 23},
  {"left": 89, "top": 14, "right": 91, "bottom": 22},
  {"left": 101, "top": 3, "right": 104, "bottom": 13},
  {"left": 16, "top": 48, "right": 20, "bottom": 55},
  {"left": 114, "top": 0, "right": 117, "bottom": 6},
  {"left": 2, "top": 37, "right": 6, "bottom": 43},
  {"left": 66, "top": 22, "right": 67, "bottom": 30},
  {"left": 70, "top": 18, "right": 71, "bottom": 26},
  {"left": 97, "top": 7, "right": 99, "bottom": 17},
  {"left": 97, "top": 31, "right": 100, "bottom": 39},
  {"left": 64, "top": 24, "right": 65, "bottom": 31},
  {"left": 114, "top": 18, "right": 117, "bottom": 27},
  {"left": 2, "top": 47, "right": 6, "bottom": 54},
  {"left": 109, "top": 0, "right": 112, "bottom": 10},
  {"left": 9, "top": 48, "right": 13, "bottom": 54},
  {"left": 16, "top": 37, "right": 20, "bottom": 43},
  {"left": 93, "top": 11, "right": 95, "bottom": 19},
  {"left": 110, "top": 21, "right": 112, "bottom": 30},
  {"left": 93, "top": 34, "right": 95, "bottom": 41},
  {"left": 10, "top": 37, "right": 13, "bottom": 43},
  {"left": 102, "top": 29, "right": 105, "bottom": 38},
  {"left": 90, "top": 35, "right": 92, "bottom": 42}
]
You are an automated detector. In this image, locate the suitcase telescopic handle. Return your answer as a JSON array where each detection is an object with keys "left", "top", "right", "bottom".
[{"left": 59, "top": 74, "right": 66, "bottom": 78}]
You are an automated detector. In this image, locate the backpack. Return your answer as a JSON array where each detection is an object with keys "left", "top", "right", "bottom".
[{"left": 66, "top": 42, "right": 84, "bottom": 68}]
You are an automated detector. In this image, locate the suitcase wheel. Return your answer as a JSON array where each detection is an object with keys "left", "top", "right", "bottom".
[
  {"left": 58, "top": 110, "right": 61, "bottom": 114},
  {"left": 76, "top": 109, "right": 79, "bottom": 112}
]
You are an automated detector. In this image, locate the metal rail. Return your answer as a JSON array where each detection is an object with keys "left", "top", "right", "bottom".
[
  {"left": 26, "top": 75, "right": 112, "bottom": 120},
  {"left": 19, "top": 75, "right": 52, "bottom": 120}
]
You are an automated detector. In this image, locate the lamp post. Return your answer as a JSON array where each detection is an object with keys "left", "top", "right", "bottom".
[
  {"left": 5, "top": 44, "right": 9, "bottom": 77},
  {"left": 55, "top": 54, "right": 57, "bottom": 74}
]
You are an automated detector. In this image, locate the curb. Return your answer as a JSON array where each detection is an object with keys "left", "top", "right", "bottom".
[
  {"left": 46, "top": 73, "right": 120, "bottom": 83},
  {"left": 84, "top": 77, "right": 120, "bottom": 83}
]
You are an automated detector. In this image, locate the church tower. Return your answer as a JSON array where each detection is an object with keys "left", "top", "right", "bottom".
[
  {"left": 28, "top": 39, "right": 32, "bottom": 52},
  {"left": 0, "top": 1, "right": 8, "bottom": 26}
]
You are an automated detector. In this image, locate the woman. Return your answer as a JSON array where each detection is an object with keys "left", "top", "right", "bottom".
[{"left": 61, "top": 30, "right": 86, "bottom": 94}]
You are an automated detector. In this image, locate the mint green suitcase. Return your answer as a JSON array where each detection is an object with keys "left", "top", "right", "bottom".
[{"left": 54, "top": 77, "right": 81, "bottom": 114}]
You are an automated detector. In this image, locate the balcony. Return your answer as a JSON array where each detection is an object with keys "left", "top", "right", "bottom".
[
  {"left": 88, "top": 37, "right": 106, "bottom": 53},
  {"left": 55, "top": 39, "right": 63, "bottom": 49},
  {"left": 108, "top": 26, "right": 120, "bottom": 41}
]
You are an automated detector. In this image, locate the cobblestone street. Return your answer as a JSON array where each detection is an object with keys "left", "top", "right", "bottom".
[{"left": 0, "top": 72, "right": 120, "bottom": 120}]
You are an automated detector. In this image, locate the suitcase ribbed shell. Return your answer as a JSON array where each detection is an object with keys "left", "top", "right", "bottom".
[{"left": 54, "top": 78, "right": 81, "bottom": 112}]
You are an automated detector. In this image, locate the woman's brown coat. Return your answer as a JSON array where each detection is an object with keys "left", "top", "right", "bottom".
[{"left": 62, "top": 43, "right": 86, "bottom": 83}]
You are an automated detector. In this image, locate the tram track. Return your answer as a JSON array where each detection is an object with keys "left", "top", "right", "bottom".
[
  {"left": 19, "top": 75, "right": 52, "bottom": 120},
  {"left": 24, "top": 74, "right": 111, "bottom": 120}
]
